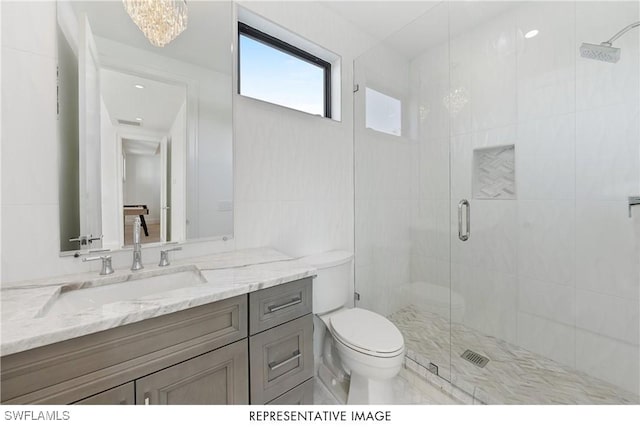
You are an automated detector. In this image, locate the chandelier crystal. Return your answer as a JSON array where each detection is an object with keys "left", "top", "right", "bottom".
[{"left": 123, "top": 0, "right": 188, "bottom": 48}]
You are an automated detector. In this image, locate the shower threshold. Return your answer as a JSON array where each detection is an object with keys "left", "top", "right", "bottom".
[{"left": 389, "top": 305, "right": 639, "bottom": 404}]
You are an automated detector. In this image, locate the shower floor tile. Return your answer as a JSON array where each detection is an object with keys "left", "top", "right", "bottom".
[{"left": 389, "top": 305, "right": 640, "bottom": 404}]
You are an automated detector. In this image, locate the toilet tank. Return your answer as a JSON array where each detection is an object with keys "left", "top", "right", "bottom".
[{"left": 300, "top": 251, "right": 353, "bottom": 314}]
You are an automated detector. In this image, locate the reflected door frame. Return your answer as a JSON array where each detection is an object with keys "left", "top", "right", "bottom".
[{"left": 116, "top": 131, "right": 166, "bottom": 247}]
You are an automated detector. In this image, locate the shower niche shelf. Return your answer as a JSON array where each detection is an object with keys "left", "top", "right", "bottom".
[{"left": 472, "top": 145, "right": 515, "bottom": 200}]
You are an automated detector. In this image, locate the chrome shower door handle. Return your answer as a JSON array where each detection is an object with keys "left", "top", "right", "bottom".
[{"left": 458, "top": 199, "right": 470, "bottom": 242}]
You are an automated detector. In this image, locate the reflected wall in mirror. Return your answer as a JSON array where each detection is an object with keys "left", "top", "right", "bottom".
[{"left": 56, "top": 0, "right": 233, "bottom": 253}]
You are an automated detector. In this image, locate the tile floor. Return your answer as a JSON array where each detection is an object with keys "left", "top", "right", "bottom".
[
  {"left": 312, "top": 368, "right": 462, "bottom": 405},
  {"left": 389, "top": 305, "right": 640, "bottom": 404}
]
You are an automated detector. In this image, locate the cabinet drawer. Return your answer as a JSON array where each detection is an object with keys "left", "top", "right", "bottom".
[
  {"left": 73, "top": 382, "right": 134, "bottom": 405},
  {"left": 136, "top": 339, "right": 248, "bottom": 405},
  {"left": 249, "top": 314, "right": 313, "bottom": 404},
  {"left": 249, "top": 278, "right": 312, "bottom": 335},
  {"left": 266, "top": 378, "right": 314, "bottom": 405}
]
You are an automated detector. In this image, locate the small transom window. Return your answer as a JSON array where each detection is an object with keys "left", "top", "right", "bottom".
[{"left": 238, "top": 22, "right": 332, "bottom": 118}]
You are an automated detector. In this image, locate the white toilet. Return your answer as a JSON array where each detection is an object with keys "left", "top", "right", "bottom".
[{"left": 300, "top": 251, "right": 405, "bottom": 404}]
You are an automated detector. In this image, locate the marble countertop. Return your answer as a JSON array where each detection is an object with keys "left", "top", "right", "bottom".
[{"left": 0, "top": 248, "right": 316, "bottom": 356}]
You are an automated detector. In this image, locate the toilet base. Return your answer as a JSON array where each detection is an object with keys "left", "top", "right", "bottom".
[
  {"left": 318, "top": 362, "right": 349, "bottom": 404},
  {"left": 346, "top": 373, "right": 394, "bottom": 405}
]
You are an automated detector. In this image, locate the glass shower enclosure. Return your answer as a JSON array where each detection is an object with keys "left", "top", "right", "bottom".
[{"left": 354, "top": 1, "right": 640, "bottom": 404}]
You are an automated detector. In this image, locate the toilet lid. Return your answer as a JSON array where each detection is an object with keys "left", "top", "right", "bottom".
[{"left": 330, "top": 308, "right": 404, "bottom": 356}]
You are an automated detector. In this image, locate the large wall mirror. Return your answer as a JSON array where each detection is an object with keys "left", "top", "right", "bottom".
[{"left": 57, "top": 0, "right": 233, "bottom": 254}]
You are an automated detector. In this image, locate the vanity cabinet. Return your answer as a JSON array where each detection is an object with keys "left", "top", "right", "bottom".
[
  {"left": 73, "top": 382, "right": 135, "bottom": 405},
  {"left": 266, "top": 379, "right": 314, "bottom": 405},
  {"left": 1, "top": 295, "right": 248, "bottom": 404},
  {"left": 136, "top": 339, "right": 248, "bottom": 405},
  {"left": 248, "top": 278, "right": 314, "bottom": 404},
  {"left": 1, "top": 277, "right": 314, "bottom": 405}
]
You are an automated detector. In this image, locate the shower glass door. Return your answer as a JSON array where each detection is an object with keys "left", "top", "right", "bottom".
[
  {"left": 355, "top": 0, "right": 640, "bottom": 404},
  {"left": 353, "top": 2, "right": 453, "bottom": 384}
]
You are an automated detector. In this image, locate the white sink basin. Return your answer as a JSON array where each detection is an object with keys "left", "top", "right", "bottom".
[{"left": 40, "top": 266, "right": 207, "bottom": 318}]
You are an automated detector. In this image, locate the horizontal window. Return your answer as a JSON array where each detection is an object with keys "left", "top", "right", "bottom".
[{"left": 238, "top": 22, "right": 331, "bottom": 118}]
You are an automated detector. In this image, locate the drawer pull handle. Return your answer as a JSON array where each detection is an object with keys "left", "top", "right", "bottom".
[
  {"left": 267, "top": 297, "right": 302, "bottom": 313},
  {"left": 268, "top": 351, "right": 301, "bottom": 371}
]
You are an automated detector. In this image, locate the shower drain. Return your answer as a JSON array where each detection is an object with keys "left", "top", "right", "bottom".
[{"left": 461, "top": 349, "right": 490, "bottom": 368}]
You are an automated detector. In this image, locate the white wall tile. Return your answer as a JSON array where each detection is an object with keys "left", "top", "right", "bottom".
[
  {"left": 448, "top": 32, "right": 474, "bottom": 136},
  {"left": 518, "top": 278, "right": 575, "bottom": 327},
  {"left": 234, "top": 96, "right": 353, "bottom": 203},
  {"left": 464, "top": 13, "right": 518, "bottom": 133},
  {"left": 1, "top": 205, "right": 91, "bottom": 283},
  {"left": 1, "top": 0, "right": 56, "bottom": 58},
  {"left": 411, "top": 198, "right": 450, "bottom": 263},
  {"left": 234, "top": 199, "right": 352, "bottom": 258},
  {"left": 453, "top": 262, "right": 517, "bottom": 343},
  {"left": 517, "top": 200, "right": 575, "bottom": 286},
  {"left": 1, "top": 47, "right": 58, "bottom": 206},
  {"left": 576, "top": 329, "right": 640, "bottom": 395},
  {"left": 517, "top": 312, "right": 575, "bottom": 369},
  {"left": 356, "top": 133, "right": 412, "bottom": 202},
  {"left": 468, "top": 200, "right": 517, "bottom": 274},
  {"left": 516, "top": 1, "right": 575, "bottom": 122},
  {"left": 576, "top": 103, "right": 640, "bottom": 201},
  {"left": 576, "top": 289, "right": 639, "bottom": 345},
  {"left": 576, "top": 200, "right": 640, "bottom": 300},
  {"left": 517, "top": 114, "right": 575, "bottom": 200},
  {"left": 418, "top": 137, "right": 450, "bottom": 201},
  {"left": 356, "top": 263, "right": 390, "bottom": 316},
  {"left": 450, "top": 133, "right": 472, "bottom": 200},
  {"left": 412, "top": 43, "right": 451, "bottom": 141},
  {"left": 471, "top": 124, "right": 517, "bottom": 151}
]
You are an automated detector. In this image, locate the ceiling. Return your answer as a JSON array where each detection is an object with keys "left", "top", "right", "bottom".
[
  {"left": 70, "top": 1, "right": 516, "bottom": 71},
  {"left": 323, "top": 1, "right": 515, "bottom": 59},
  {"left": 71, "top": 1, "right": 233, "bottom": 74},
  {"left": 101, "top": 69, "right": 186, "bottom": 133},
  {"left": 322, "top": 1, "right": 441, "bottom": 44},
  {"left": 123, "top": 138, "right": 161, "bottom": 156}
]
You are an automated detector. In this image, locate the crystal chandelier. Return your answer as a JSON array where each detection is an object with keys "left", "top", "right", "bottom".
[{"left": 123, "top": 0, "right": 188, "bottom": 48}]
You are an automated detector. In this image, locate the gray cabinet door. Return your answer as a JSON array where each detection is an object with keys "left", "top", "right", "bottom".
[
  {"left": 73, "top": 382, "right": 134, "bottom": 405},
  {"left": 136, "top": 340, "right": 248, "bottom": 405},
  {"left": 249, "top": 314, "right": 314, "bottom": 404}
]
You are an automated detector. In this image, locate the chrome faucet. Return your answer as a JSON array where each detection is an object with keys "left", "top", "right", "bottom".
[
  {"left": 83, "top": 255, "right": 114, "bottom": 275},
  {"left": 159, "top": 246, "right": 182, "bottom": 267},
  {"left": 131, "top": 217, "right": 144, "bottom": 271}
]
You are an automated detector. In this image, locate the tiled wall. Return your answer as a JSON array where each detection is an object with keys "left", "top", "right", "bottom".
[
  {"left": 1, "top": 1, "right": 374, "bottom": 284},
  {"left": 355, "top": 1, "right": 639, "bottom": 394},
  {"left": 453, "top": 1, "right": 638, "bottom": 394},
  {"left": 1, "top": 1, "right": 90, "bottom": 281},
  {"left": 232, "top": 0, "right": 373, "bottom": 261}
]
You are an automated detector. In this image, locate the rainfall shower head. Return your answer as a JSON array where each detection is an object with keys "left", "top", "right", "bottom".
[
  {"left": 580, "top": 43, "right": 620, "bottom": 63},
  {"left": 580, "top": 21, "right": 639, "bottom": 63}
]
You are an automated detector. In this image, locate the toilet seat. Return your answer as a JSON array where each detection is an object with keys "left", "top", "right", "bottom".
[{"left": 330, "top": 308, "right": 404, "bottom": 358}]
